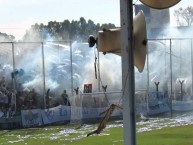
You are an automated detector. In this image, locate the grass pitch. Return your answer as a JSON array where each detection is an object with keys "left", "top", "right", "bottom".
[{"left": 0, "top": 122, "right": 193, "bottom": 145}]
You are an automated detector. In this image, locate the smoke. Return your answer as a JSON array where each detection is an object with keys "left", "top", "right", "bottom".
[
  {"left": 99, "top": 54, "right": 122, "bottom": 91},
  {"left": 137, "top": 26, "right": 193, "bottom": 98},
  {"left": 1, "top": 25, "right": 193, "bottom": 103},
  {"left": 0, "top": 38, "right": 123, "bottom": 99}
]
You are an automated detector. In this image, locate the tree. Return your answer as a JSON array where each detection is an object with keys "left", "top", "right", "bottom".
[
  {"left": 61, "top": 20, "right": 71, "bottom": 40},
  {"left": 22, "top": 17, "right": 117, "bottom": 42},
  {"left": 174, "top": 6, "right": 193, "bottom": 26},
  {"left": 22, "top": 23, "right": 46, "bottom": 41},
  {"left": 0, "top": 32, "right": 15, "bottom": 42}
]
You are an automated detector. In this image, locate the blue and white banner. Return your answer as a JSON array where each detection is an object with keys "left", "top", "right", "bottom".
[
  {"left": 83, "top": 107, "right": 122, "bottom": 118},
  {"left": 21, "top": 109, "right": 42, "bottom": 128},
  {"left": 82, "top": 107, "right": 106, "bottom": 119},
  {"left": 41, "top": 105, "right": 71, "bottom": 124},
  {"left": 70, "top": 106, "right": 82, "bottom": 120},
  {"left": 21, "top": 105, "right": 122, "bottom": 127}
]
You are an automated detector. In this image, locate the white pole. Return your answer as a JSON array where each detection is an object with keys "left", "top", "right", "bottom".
[
  {"left": 70, "top": 40, "right": 73, "bottom": 97},
  {"left": 169, "top": 39, "right": 173, "bottom": 117},
  {"left": 41, "top": 42, "right": 46, "bottom": 108},
  {"left": 97, "top": 50, "right": 101, "bottom": 92},
  {"left": 191, "top": 39, "right": 193, "bottom": 95},
  {"left": 146, "top": 47, "right": 149, "bottom": 113},
  {"left": 120, "top": 0, "right": 136, "bottom": 145},
  {"left": 12, "top": 42, "right": 16, "bottom": 111}
]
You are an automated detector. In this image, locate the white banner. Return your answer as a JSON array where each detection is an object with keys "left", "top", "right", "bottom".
[
  {"left": 21, "top": 109, "right": 42, "bottom": 128},
  {"left": 41, "top": 105, "right": 71, "bottom": 125}
]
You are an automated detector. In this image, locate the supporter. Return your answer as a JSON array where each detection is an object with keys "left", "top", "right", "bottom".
[
  {"left": 0, "top": 76, "right": 6, "bottom": 87},
  {"left": 61, "top": 90, "right": 70, "bottom": 106}
]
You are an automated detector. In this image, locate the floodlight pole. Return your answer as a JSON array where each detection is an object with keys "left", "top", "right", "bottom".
[{"left": 120, "top": 0, "right": 136, "bottom": 145}]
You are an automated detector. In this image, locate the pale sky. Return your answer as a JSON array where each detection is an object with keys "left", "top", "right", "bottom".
[{"left": 0, "top": 0, "right": 191, "bottom": 40}]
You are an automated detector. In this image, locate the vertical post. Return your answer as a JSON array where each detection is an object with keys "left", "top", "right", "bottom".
[
  {"left": 146, "top": 48, "right": 149, "bottom": 113},
  {"left": 120, "top": 1, "right": 136, "bottom": 145},
  {"left": 70, "top": 40, "right": 73, "bottom": 97},
  {"left": 97, "top": 50, "right": 101, "bottom": 92},
  {"left": 191, "top": 39, "right": 193, "bottom": 95},
  {"left": 179, "top": 41, "right": 182, "bottom": 77},
  {"left": 155, "top": 82, "right": 159, "bottom": 99},
  {"left": 12, "top": 42, "right": 16, "bottom": 111},
  {"left": 169, "top": 39, "right": 173, "bottom": 117},
  {"left": 179, "top": 80, "right": 184, "bottom": 101},
  {"left": 41, "top": 42, "right": 46, "bottom": 109}
]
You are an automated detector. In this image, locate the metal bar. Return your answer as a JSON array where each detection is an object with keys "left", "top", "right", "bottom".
[
  {"left": 97, "top": 49, "right": 101, "bottom": 92},
  {"left": 41, "top": 42, "right": 46, "bottom": 108},
  {"left": 11, "top": 42, "right": 16, "bottom": 111},
  {"left": 80, "top": 91, "right": 122, "bottom": 96},
  {"left": 191, "top": 39, "right": 193, "bottom": 95},
  {"left": 180, "top": 41, "right": 182, "bottom": 77},
  {"left": 170, "top": 39, "right": 173, "bottom": 117},
  {"left": 120, "top": 0, "right": 136, "bottom": 145},
  {"left": 0, "top": 41, "right": 71, "bottom": 44},
  {"left": 70, "top": 40, "right": 73, "bottom": 97},
  {"left": 80, "top": 89, "right": 146, "bottom": 96},
  {"left": 146, "top": 48, "right": 149, "bottom": 113},
  {"left": 148, "top": 38, "right": 193, "bottom": 41},
  {"left": 1, "top": 38, "right": 193, "bottom": 44}
]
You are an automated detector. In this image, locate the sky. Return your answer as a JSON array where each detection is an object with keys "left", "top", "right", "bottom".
[{"left": 0, "top": 0, "right": 191, "bottom": 40}]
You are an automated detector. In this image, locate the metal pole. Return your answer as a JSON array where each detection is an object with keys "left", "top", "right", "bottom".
[
  {"left": 12, "top": 42, "right": 16, "bottom": 111},
  {"left": 180, "top": 42, "right": 182, "bottom": 77},
  {"left": 70, "top": 40, "right": 73, "bottom": 97},
  {"left": 179, "top": 80, "right": 184, "bottom": 101},
  {"left": 146, "top": 48, "right": 149, "bottom": 113},
  {"left": 97, "top": 50, "right": 101, "bottom": 92},
  {"left": 120, "top": 0, "right": 136, "bottom": 145},
  {"left": 41, "top": 42, "right": 46, "bottom": 109},
  {"left": 170, "top": 39, "right": 173, "bottom": 117},
  {"left": 155, "top": 82, "right": 159, "bottom": 99},
  {"left": 191, "top": 39, "right": 193, "bottom": 95}
]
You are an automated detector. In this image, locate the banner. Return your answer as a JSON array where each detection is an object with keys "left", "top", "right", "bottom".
[
  {"left": 82, "top": 107, "right": 122, "bottom": 119},
  {"left": 21, "top": 109, "right": 42, "bottom": 128},
  {"left": 21, "top": 105, "right": 122, "bottom": 127},
  {"left": 41, "top": 105, "right": 71, "bottom": 125},
  {"left": 82, "top": 107, "right": 106, "bottom": 119}
]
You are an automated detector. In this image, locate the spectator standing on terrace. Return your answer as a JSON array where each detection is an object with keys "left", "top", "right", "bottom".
[
  {"left": 61, "top": 90, "right": 70, "bottom": 106},
  {"left": 28, "top": 88, "right": 38, "bottom": 108},
  {"left": 0, "top": 76, "right": 6, "bottom": 87}
]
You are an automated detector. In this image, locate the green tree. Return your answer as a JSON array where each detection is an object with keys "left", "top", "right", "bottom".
[
  {"left": 61, "top": 20, "right": 71, "bottom": 40},
  {"left": 22, "top": 17, "right": 116, "bottom": 42}
]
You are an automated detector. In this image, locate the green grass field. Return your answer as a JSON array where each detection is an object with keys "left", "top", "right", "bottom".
[
  {"left": 0, "top": 120, "right": 193, "bottom": 145},
  {"left": 137, "top": 125, "right": 193, "bottom": 145}
]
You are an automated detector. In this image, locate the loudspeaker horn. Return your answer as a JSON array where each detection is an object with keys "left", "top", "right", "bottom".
[
  {"left": 139, "top": 0, "right": 181, "bottom": 9},
  {"left": 88, "top": 10, "right": 147, "bottom": 72}
]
